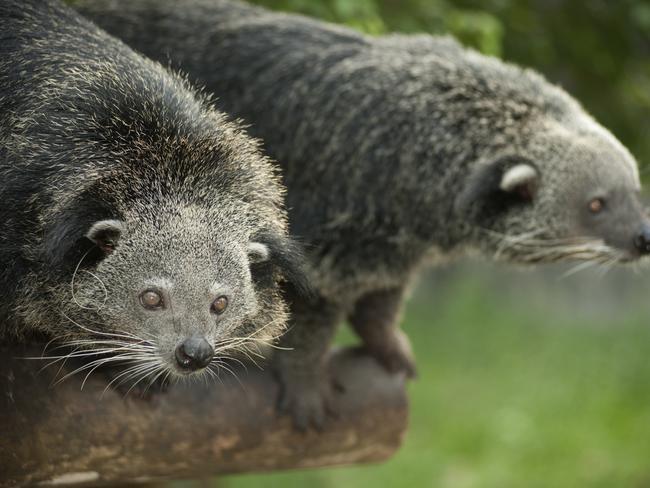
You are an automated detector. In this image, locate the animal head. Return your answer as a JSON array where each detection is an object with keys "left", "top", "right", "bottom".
[
  {"left": 23, "top": 105, "right": 309, "bottom": 384},
  {"left": 59, "top": 205, "right": 295, "bottom": 378},
  {"left": 456, "top": 114, "right": 650, "bottom": 264},
  {"left": 32, "top": 192, "right": 307, "bottom": 385}
]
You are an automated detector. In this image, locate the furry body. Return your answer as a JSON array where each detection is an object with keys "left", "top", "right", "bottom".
[
  {"left": 79, "top": 0, "right": 650, "bottom": 425},
  {"left": 0, "top": 0, "right": 305, "bottom": 384}
]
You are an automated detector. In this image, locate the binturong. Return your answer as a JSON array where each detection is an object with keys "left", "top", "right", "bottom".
[
  {"left": 77, "top": 0, "right": 650, "bottom": 425},
  {"left": 0, "top": 0, "right": 308, "bottom": 388}
]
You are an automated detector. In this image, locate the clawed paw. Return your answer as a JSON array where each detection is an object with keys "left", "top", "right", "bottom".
[{"left": 277, "top": 377, "right": 338, "bottom": 431}]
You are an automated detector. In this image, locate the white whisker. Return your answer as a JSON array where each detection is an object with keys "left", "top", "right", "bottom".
[
  {"left": 141, "top": 365, "right": 170, "bottom": 397},
  {"left": 70, "top": 248, "right": 108, "bottom": 311},
  {"left": 124, "top": 363, "right": 164, "bottom": 397}
]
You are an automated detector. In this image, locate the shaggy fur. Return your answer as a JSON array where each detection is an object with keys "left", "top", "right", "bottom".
[
  {"left": 78, "top": 0, "right": 650, "bottom": 426},
  {"left": 0, "top": 0, "right": 307, "bottom": 386}
]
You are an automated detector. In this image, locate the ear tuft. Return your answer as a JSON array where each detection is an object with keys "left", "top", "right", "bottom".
[
  {"left": 86, "top": 219, "right": 124, "bottom": 254},
  {"left": 247, "top": 242, "right": 271, "bottom": 264},
  {"left": 499, "top": 164, "right": 538, "bottom": 201},
  {"left": 248, "top": 231, "right": 313, "bottom": 299},
  {"left": 455, "top": 157, "right": 539, "bottom": 222}
]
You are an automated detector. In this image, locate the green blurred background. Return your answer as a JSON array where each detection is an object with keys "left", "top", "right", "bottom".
[{"left": 172, "top": 1, "right": 650, "bottom": 487}]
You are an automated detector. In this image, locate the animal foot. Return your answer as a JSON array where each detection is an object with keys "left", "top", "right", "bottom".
[
  {"left": 366, "top": 329, "right": 417, "bottom": 378},
  {"left": 277, "top": 374, "right": 337, "bottom": 431}
]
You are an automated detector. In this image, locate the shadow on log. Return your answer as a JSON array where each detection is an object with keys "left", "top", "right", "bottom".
[{"left": 0, "top": 345, "right": 408, "bottom": 487}]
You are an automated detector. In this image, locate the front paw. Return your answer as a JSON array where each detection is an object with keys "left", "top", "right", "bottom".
[
  {"left": 277, "top": 374, "right": 336, "bottom": 431},
  {"left": 366, "top": 329, "right": 417, "bottom": 379}
]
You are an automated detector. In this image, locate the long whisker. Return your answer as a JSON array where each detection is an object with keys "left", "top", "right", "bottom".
[
  {"left": 213, "top": 354, "right": 248, "bottom": 373},
  {"left": 70, "top": 248, "right": 109, "bottom": 311},
  {"left": 212, "top": 360, "right": 245, "bottom": 390},
  {"left": 214, "top": 317, "right": 286, "bottom": 351},
  {"left": 82, "top": 357, "right": 150, "bottom": 391},
  {"left": 485, "top": 227, "right": 626, "bottom": 265},
  {"left": 53, "top": 352, "right": 155, "bottom": 387},
  {"left": 124, "top": 362, "right": 165, "bottom": 397},
  {"left": 102, "top": 360, "right": 160, "bottom": 397},
  {"left": 60, "top": 312, "right": 146, "bottom": 342},
  {"left": 62, "top": 313, "right": 159, "bottom": 342},
  {"left": 141, "top": 365, "right": 170, "bottom": 397}
]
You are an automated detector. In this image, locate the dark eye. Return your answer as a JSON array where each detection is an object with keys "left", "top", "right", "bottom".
[
  {"left": 140, "top": 290, "right": 164, "bottom": 310},
  {"left": 588, "top": 198, "right": 605, "bottom": 214},
  {"left": 211, "top": 296, "right": 228, "bottom": 315}
]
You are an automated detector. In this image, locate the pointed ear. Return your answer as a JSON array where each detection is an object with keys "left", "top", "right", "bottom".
[
  {"left": 499, "top": 163, "right": 538, "bottom": 201},
  {"left": 455, "top": 157, "right": 539, "bottom": 221},
  {"left": 86, "top": 219, "right": 124, "bottom": 254}
]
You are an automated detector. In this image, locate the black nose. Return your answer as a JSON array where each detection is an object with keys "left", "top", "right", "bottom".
[
  {"left": 175, "top": 336, "right": 214, "bottom": 371},
  {"left": 634, "top": 225, "right": 650, "bottom": 255}
]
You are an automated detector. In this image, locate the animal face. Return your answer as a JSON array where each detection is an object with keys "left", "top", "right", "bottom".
[
  {"left": 457, "top": 117, "right": 650, "bottom": 264},
  {"left": 60, "top": 204, "right": 292, "bottom": 382}
]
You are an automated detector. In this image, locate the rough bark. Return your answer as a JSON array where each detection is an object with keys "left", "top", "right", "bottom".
[{"left": 0, "top": 345, "right": 408, "bottom": 487}]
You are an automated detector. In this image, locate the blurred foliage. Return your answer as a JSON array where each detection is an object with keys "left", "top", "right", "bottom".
[{"left": 251, "top": 0, "right": 650, "bottom": 175}]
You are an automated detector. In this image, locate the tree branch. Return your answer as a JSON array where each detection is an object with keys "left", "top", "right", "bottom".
[{"left": 0, "top": 345, "right": 408, "bottom": 487}]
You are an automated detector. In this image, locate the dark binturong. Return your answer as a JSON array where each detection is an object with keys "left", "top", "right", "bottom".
[
  {"left": 0, "top": 0, "right": 308, "bottom": 388},
  {"left": 77, "top": 0, "right": 650, "bottom": 427}
]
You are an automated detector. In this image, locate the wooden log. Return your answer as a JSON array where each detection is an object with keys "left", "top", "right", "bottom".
[{"left": 0, "top": 345, "right": 408, "bottom": 487}]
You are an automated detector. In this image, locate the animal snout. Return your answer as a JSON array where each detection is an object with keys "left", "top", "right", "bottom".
[
  {"left": 174, "top": 336, "right": 214, "bottom": 371},
  {"left": 633, "top": 224, "right": 650, "bottom": 255}
]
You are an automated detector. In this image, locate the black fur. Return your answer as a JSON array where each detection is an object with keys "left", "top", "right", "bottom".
[
  {"left": 0, "top": 0, "right": 304, "bottom": 386},
  {"left": 77, "top": 0, "right": 650, "bottom": 426}
]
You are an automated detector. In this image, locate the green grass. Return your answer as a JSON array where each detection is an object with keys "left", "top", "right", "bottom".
[{"left": 219, "top": 269, "right": 650, "bottom": 488}]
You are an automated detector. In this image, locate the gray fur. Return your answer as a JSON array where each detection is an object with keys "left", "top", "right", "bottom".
[
  {"left": 77, "top": 0, "right": 650, "bottom": 425},
  {"left": 0, "top": 0, "right": 301, "bottom": 385}
]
